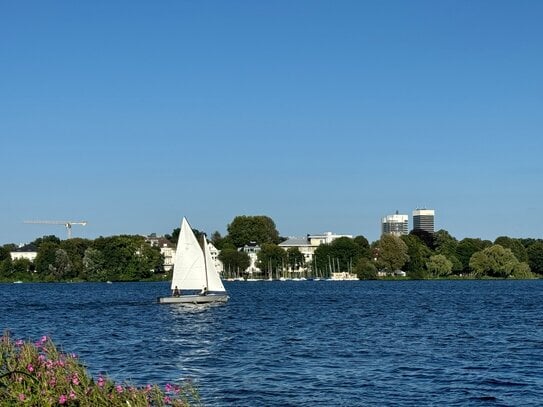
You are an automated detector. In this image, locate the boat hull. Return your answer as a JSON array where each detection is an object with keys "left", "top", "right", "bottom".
[{"left": 157, "top": 294, "right": 229, "bottom": 304}]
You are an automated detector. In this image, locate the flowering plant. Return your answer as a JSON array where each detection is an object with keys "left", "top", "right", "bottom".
[{"left": 0, "top": 332, "right": 200, "bottom": 406}]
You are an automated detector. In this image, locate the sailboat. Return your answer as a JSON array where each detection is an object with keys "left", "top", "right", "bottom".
[{"left": 158, "top": 217, "right": 229, "bottom": 304}]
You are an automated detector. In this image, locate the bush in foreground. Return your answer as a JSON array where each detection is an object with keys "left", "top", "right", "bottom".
[{"left": 0, "top": 332, "right": 200, "bottom": 406}]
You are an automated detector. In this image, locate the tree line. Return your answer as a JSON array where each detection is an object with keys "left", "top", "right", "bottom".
[{"left": 1, "top": 215, "right": 542, "bottom": 282}]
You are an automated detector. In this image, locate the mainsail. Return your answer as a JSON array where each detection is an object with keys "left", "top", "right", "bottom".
[{"left": 170, "top": 217, "right": 207, "bottom": 290}]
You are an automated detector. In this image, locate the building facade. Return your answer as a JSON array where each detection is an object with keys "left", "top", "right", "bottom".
[
  {"left": 412, "top": 209, "right": 435, "bottom": 233},
  {"left": 381, "top": 212, "right": 409, "bottom": 236},
  {"left": 279, "top": 232, "right": 353, "bottom": 269}
]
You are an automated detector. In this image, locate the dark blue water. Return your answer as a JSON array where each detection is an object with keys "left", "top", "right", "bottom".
[{"left": 2, "top": 280, "right": 543, "bottom": 406}]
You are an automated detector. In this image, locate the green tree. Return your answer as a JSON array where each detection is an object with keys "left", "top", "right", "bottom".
[
  {"left": 34, "top": 241, "right": 60, "bottom": 275},
  {"left": 31, "top": 235, "right": 61, "bottom": 250},
  {"left": 354, "top": 257, "right": 377, "bottom": 280},
  {"left": 401, "top": 234, "right": 432, "bottom": 276},
  {"left": 313, "top": 237, "right": 362, "bottom": 275},
  {"left": 456, "top": 238, "right": 492, "bottom": 272},
  {"left": 375, "top": 234, "right": 409, "bottom": 272},
  {"left": 82, "top": 247, "right": 107, "bottom": 281},
  {"left": 494, "top": 236, "right": 528, "bottom": 262},
  {"left": 227, "top": 215, "right": 280, "bottom": 247},
  {"left": 353, "top": 235, "right": 370, "bottom": 258},
  {"left": 426, "top": 254, "right": 453, "bottom": 277},
  {"left": 469, "top": 244, "right": 529, "bottom": 278},
  {"left": 286, "top": 247, "right": 304, "bottom": 270},
  {"left": 60, "top": 238, "right": 91, "bottom": 279},
  {"left": 526, "top": 241, "right": 543, "bottom": 275},
  {"left": 218, "top": 248, "right": 250, "bottom": 276},
  {"left": 257, "top": 243, "right": 287, "bottom": 277},
  {"left": 409, "top": 229, "right": 434, "bottom": 249}
]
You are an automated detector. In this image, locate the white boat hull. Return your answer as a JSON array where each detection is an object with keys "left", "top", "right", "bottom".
[{"left": 158, "top": 294, "right": 229, "bottom": 304}]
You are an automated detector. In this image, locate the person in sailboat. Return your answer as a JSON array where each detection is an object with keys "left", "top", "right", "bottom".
[
  {"left": 172, "top": 286, "right": 180, "bottom": 297},
  {"left": 199, "top": 287, "right": 208, "bottom": 296}
]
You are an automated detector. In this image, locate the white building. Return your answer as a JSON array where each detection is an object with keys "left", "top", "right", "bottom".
[
  {"left": 10, "top": 244, "right": 38, "bottom": 262},
  {"left": 239, "top": 242, "right": 261, "bottom": 275},
  {"left": 145, "top": 235, "right": 176, "bottom": 272},
  {"left": 381, "top": 212, "right": 409, "bottom": 236},
  {"left": 279, "top": 232, "right": 353, "bottom": 270}
]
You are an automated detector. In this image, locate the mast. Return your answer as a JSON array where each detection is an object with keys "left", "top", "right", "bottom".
[{"left": 202, "top": 235, "right": 209, "bottom": 289}]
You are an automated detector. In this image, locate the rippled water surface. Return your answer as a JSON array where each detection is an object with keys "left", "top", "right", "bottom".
[{"left": 2, "top": 280, "right": 543, "bottom": 406}]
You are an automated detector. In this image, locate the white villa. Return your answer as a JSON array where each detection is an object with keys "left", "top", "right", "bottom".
[
  {"left": 10, "top": 244, "right": 38, "bottom": 262},
  {"left": 279, "top": 232, "right": 353, "bottom": 272}
]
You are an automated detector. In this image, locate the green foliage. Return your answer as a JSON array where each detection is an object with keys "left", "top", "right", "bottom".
[
  {"left": 227, "top": 216, "right": 280, "bottom": 247},
  {"left": 456, "top": 238, "right": 492, "bottom": 272},
  {"left": 256, "top": 243, "right": 287, "bottom": 274},
  {"left": 313, "top": 237, "right": 361, "bottom": 275},
  {"left": 217, "top": 248, "right": 250, "bottom": 275},
  {"left": 401, "top": 234, "right": 432, "bottom": 275},
  {"left": 0, "top": 332, "right": 199, "bottom": 406},
  {"left": 494, "top": 236, "right": 528, "bottom": 262},
  {"left": 426, "top": 254, "right": 453, "bottom": 277},
  {"left": 526, "top": 241, "right": 543, "bottom": 275},
  {"left": 409, "top": 229, "right": 434, "bottom": 249},
  {"left": 34, "top": 241, "right": 60, "bottom": 275},
  {"left": 286, "top": 247, "right": 305, "bottom": 270},
  {"left": 375, "top": 234, "right": 409, "bottom": 272},
  {"left": 354, "top": 257, "right": 377, "bottom": 280},
  {"left": 469, "top": 244, "right": 530, "bottom": 278}
]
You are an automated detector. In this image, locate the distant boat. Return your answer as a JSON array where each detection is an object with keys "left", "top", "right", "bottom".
[
  {"left": 158, "top": 217, "right": 229, "bottom": 304},
  {"left": 13, "top": 281, "right": 23, "bottom": 284}
]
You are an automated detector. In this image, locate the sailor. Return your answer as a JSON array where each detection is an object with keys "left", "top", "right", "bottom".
[
  {"left": 199, "top": 287, "right": 208, "bottom": 296},
  {"left": 172, "top": 286, "right": 180, "bottom": 297}
]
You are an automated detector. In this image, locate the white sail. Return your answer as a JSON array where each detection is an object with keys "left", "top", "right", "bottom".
[
  {"left": 204, "top": 237, "right": 226, "bottom": 293},
  {"left": 170, "top": 217, "right": 207, "bottom": 290}
]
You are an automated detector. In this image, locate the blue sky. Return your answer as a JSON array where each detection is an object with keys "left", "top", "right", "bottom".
[{"left": 1, "top": 0, "right": 542, "bottom": 245}]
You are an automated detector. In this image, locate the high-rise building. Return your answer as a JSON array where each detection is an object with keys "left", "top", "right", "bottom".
[
  {"left": 412, "top": 209, "right": 435, "bottom": 233},
  {"left": 381, "top": 211, "right": 409, "bottom": 236}
]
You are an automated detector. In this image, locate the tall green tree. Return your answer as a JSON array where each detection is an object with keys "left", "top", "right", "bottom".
[
  {"left": 34, "top": 241, "right": 60, "bottom": 274},
  {"left": 494, "top": 236, "right": 528, "bottom": 262},
  {"left": 401, "top": 234, "right": 432, "bottom": 277},
  {"left": 526, "top": 241, "right": 543, "bottom": 275},
  {"left": 227, "top": 216, "right": 280, "bottom": 247},
  {"left": 218, "top": 248, "right": 250, "bottom": 276},
  {"left": 456, "top": 238, "right": 492, "bottom": 272},
  {"left": 375, "top": 234, "right": 409, "bottom": 272},
  {"left": 426, "top": 254, "right": 453, "bottom": 277},
  {"left": 286, "top": 247, "right": 305, "bottom": 270},
  {"left": 469, "top": 244, "right": 530, "bottom": 278},
  {"left": 257, "top": 243, "right": 287, "bottom": 276}
]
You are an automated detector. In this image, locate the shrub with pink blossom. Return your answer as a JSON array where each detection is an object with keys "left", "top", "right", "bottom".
[{"left": 0, "top": 332, "right": 201, "bottom": 406}]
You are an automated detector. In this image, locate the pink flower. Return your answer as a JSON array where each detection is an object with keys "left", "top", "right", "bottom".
[
  {"left": 59, "top": 394, "right": 67, "bottom": 404},
  {"left": 27, "top": 363, "right": 34, "bottom": 372},
  {"left": 97, "top": 376, "right": 105, "bottom": 388},
  {"left": 145, "top": 384, "right": 152, "bottom": 392},
  {"left": 18, "top": 394, "right": 25, "bottom": 402},
  {"left": 38, "top": 354, "right": 46, "bottom": 363},
  {"left": 165, "top": 383, "right": 173, "bottom": 392},
  {"left": 40, "top": 335, "right": 48, "bottom": 344},
  {"left": 72, "top": 374, "right": 80, "bottom": 385},
  {"left": 15, "top": 339, "right": 24, "bottom": 347},
  {"left": 115, "top": 385, "right": 123, "bottom": 393},
  {"left": 69, "top": 390, "right": 76, "bottom": 400},
  {"left": 164, "top": 396, "right": 172, "bottom": 404}
]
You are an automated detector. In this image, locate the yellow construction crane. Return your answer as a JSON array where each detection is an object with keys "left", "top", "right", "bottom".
[{"left": 23, "top": 220, "right": 88, "bottom": 239}]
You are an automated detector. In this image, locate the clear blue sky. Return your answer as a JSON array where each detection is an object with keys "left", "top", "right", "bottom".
[{"left": 1, "top": 0, "right": 542, "bottom": 245}]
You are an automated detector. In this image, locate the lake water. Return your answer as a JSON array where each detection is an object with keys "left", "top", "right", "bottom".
[{"left": 1, "top": 280, "right": 543, "bottom": 406}]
